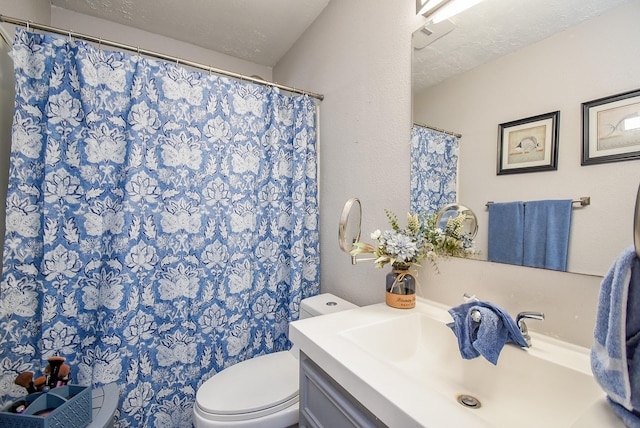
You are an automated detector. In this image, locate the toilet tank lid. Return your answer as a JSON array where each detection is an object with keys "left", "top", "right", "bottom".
[{"left": 300, "top": 293, "right": 357, "bottom": 317}]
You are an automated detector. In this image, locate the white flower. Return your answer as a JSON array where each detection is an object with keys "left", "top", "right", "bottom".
[
  {"left": 84, "top": 123, "right": 127, "bottom": 164},
  {"left": 123, "top": 311, "right": 157, "bottom": 345},
  {"left": 125, "top": 241, "right": 159, "bottom": 272},
  {"left": 156, "top": 331, "right": 197, "bottom": 366},
  {"left": 46, "top": 90, "right": 83, "bottom": 126},
  {"left": 371, "top": 229, "right": 381, "bottom": 240},
  {"left": 0, "top": 274, "right": 38, "bottom": 317},
  {"left": 83, "top": 197, "right": 125, "bottom": 236},
  {"left": 201, "top": 241, "right": 229, "bottom": 269},
  {"left": 41, "top": 321, "right": 78, "bottom": 356},
  {"left": 227, "top": 261, "right": 252, "bottom": 294},
  {"left": 157, "top": 263, "right": 201, "bottom": 300},
  {"left": 226, "top": 321, "right": 251, "bottom": 357},
  {"left": 12, "top": 111, "right": 43, "bottom": 159},
  {"left": 160, "top": 132, "right": 203, "bottom": 170},
  {"left": 77, "top": 347, "right": 122, "bottom": 385},
  {"left": 41, "top": 244, "right": 82, "bottom": 280},
  {"left": 128, "top": 101, "right": 161, "bottom": 132}
]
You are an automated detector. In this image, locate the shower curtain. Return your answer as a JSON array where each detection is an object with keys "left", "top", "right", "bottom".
[
  {"left": 0, "top": 28, "right": 319, "bottom": 427},
  {"left": 410, "top": 124, "right": 459, "bottom": 214}
]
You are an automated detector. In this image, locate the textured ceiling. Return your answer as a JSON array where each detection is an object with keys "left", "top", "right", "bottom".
[
  {"left": 50, "top": 0, "right": 330, "bottom": 67},
  {"left": 49, "top": 0, "right": 633, "bottom": 90},
  {"left": 412, "top": 0, "right": 634, "bottom": 93}
]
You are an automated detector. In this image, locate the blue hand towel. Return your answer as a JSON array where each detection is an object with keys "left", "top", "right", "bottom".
[
  {"left": 488, "top": 201, "right": 525, "bottom": 266},
  {"left": 591, "top": 245, "right": 640, "bottom": 426},
  {"left": 523, "top": 199, "right": 572, "bottom": 271},
  {"left": 447, "top": 301, "right": 529, "bottom": 365}
]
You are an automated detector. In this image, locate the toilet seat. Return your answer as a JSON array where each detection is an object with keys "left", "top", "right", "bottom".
[{"left": 195, "top": 351, "right": 299, "bottom": 422}]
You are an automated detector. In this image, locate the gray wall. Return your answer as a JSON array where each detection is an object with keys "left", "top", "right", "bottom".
[
  {"left": 0, "top": 0, "right": 51, "bottom": 276},
  {"left": 274, "top": 0, "right": 634, "bottom": 347},
  {"left": 274, "top": 0, "right": 414, "bottom": 307},
  {"left": 414, "top": 1, "right": 640, "bottom": 276},
  {"left": 0, "top": 33, "right": 12, "bottom": 276}
]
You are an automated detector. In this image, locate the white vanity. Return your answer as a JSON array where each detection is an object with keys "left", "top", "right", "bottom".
[{"left": 290, "top": 297, "right": 625, "bottom": 428}]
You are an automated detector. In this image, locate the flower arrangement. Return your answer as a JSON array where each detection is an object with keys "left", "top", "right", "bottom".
[{"left": 350, "top": 209, "right": 476, "bottom": 270}]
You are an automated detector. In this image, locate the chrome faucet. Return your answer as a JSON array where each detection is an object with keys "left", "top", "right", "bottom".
[{"left": 516, "top": 311, "right": 545, "bottom": 346}]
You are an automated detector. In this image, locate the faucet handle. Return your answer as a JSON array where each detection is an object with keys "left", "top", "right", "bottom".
[
  {"left": 516, "top": 311, "right": 545, "bottom": 347},
  {"left": 516, "top": 311, "right": 545, "bottom": 325},
  {"left": 463, "top": 293, "right": 479, "bottom": 303}
]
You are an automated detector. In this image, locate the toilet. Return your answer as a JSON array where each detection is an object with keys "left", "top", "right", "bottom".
[{"left": 193, "top": 293, "right": 357, "bottom": 428}]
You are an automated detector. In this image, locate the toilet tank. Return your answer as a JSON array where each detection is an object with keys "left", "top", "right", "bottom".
[{"left": 299, "top": 293, "right": 357, "bottom": 319}]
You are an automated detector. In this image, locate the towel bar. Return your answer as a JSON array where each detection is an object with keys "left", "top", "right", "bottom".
[{"left": 485, "top": 196, "right": 590, "bottom": 208}]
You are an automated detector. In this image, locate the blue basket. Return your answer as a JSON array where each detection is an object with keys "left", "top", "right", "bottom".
[{"left": 0, "top": 385, "right": 92, "bottom": 428}]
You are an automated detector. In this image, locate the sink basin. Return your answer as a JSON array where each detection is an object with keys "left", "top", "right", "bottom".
[
  {"left": 340, "top": 311, "right": 607, "bottom": 427},
  {"left": 290, "top": 298, "right": 625, "bottom": 428}
]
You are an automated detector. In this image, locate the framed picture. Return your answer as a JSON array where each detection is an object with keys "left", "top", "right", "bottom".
[
  {"left": 582, "top": 89, "right": 640, "bottom": 165},
  {"left": 497, "top": 111, "right": 559, "bottom": 175}
]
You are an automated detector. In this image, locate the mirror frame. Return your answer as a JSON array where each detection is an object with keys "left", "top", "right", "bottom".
[
  {"left": 338, "top": 197, "right": 362, "bottom": 254},
  {"left": 435, "top": 203, "right": 478, "bottom": 239}
]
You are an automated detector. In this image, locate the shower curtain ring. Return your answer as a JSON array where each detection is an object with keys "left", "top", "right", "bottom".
[{"left": 26, "top": 21, "right": 30, "bottom": 31}]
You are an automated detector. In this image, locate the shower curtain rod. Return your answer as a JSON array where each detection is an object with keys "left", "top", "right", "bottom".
[
  {"left": 413, "top": 121, "right": 461, "bottom": 138},
  {"left": 0, "top": 14, "right": 324, "bottom": 101}
]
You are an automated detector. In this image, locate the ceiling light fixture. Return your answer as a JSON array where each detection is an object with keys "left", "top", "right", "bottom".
[{"left": 416, "top": 0, "right": 485, "bottom": 23}]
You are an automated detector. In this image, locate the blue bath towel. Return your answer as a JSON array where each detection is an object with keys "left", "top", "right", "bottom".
[
  {"left": 523, "top": 199, "right": 572, "bottom": 271},
  {"left": 488, "top": 202, "right": 525, "bottom": 266},
  {"left": 447, "top": 301, "right": 529, "bottom": 365},
  {"left": 591, "top": 245, "right": 640, "bottom": 426}
]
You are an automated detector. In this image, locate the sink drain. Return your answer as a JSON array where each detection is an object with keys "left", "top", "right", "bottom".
[{"left": 456, "top": 394, "right": 481, "bottom": 409}]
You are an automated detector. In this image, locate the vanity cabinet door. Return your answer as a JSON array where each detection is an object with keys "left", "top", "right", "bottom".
[{"left": 299, "top": 352, "right": 387, "bottom": 428}]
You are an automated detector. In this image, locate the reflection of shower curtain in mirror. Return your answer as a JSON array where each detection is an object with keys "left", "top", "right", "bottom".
[
  {"left": 410, "top": 125, "right": 459, "bottom": 214},
  {"left": 0, "top": 28, "right": 319, "bottom": 427}
]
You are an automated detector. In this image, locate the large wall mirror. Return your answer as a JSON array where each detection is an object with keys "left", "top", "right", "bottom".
[{"left": 411, "top": 0, "right": 640, "bottom": 276}]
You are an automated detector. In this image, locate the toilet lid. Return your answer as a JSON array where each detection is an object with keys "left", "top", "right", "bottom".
[{"left": 196, "top": 351, "right": 299, "bottom": 420}]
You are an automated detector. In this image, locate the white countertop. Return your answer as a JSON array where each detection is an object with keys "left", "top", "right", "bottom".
[
  {"left": 289, "top": 297, "right": 624, "bottom": 428},
  {"left": 290, "top": 298, "right": 487, "bottom": 427}
]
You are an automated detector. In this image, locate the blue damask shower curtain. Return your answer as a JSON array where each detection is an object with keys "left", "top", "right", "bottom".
[
  {"left": 410, "top": 124, "right": 459, "bottom": 214},
  {"left": 0, "top": 28, "right": 319, "bottom": 427}
]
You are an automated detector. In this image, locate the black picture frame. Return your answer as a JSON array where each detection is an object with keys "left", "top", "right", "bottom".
[
  {"left": 497, "top": 111, "right": 559, "bottom": 175},
  {"left": 581, "top": 89, "right": 640, "bottom": 166}
]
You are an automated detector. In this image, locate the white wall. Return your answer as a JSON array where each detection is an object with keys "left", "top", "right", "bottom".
[
  {"left": 0, "top": 0, "right": 50, "bottom": 27},
  {"left": 414, "top": 2, "right": 640, "bottom": 276},
  {"left": 275, "top": 0, "right": 414, "bottom": 307}
]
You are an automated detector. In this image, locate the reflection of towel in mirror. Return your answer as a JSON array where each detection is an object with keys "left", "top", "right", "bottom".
[
  {"left": 522, "top": 199, "right": 572, "bottom": 271},
  {"left": 488, "top": 202, "right": 524, "bottom": 266},
  {"left": 447, "top": 301, "right": 529, "bottom": 365},
  {"left": 591, "top": 245, "right": 640, "bottom": 427}
]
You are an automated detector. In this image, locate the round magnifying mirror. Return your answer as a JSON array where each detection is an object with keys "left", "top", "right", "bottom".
[
  {"left": 338, "top": 198, "right": 362, "bottom": 253},
  {"left": 435, "top": 203, "right": 478, "bottom": 239}
]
